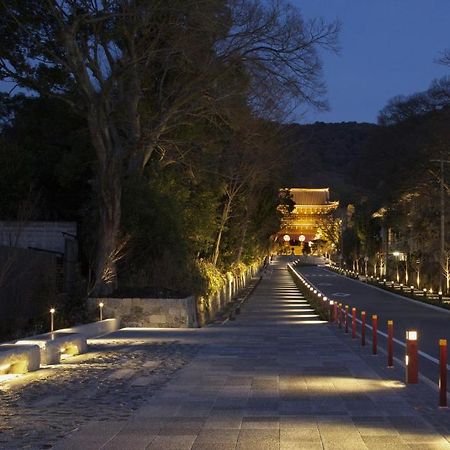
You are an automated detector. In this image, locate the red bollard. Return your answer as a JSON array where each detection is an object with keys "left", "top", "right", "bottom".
[
  {"left": 387, "top": 320, "right": 394, "bottom": 367},
  {"left": 361, "top": 311, "right": 366, "bottom": 346},
  {"left": 345, "top": 305, "right": 349, "bottom": 333},
  {"left": 405, "top": 330, "right": 418, "bottom": 383},
  {"left": 440, "top": 339, "right": 447, "bottom": 407},
  {"left": 352, "top": 307, "right": 356, "bottom": 339},
  {"left": 372, "top": 315, "right": 378, "bottom": 355}
]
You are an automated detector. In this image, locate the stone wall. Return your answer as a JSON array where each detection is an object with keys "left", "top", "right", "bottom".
[
  {"left": 89, "top": 263, "right": 262, "bottom": 328},
  {"left": 88, "top": 296, "right": 198, "bottom": 328}
]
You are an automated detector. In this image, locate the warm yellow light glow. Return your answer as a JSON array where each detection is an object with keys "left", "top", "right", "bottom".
[
  {"left": 405, "top": 355, "right": 409, "bottom": 365},
  {"left": 99, "top": 302, "right": 104, "bottom": 308},
  {"left": 406, "top": 330, "right": 417, "bottom": 341},
  {"left": 50, "top": 308, "right": 55, "bottom": 314}
]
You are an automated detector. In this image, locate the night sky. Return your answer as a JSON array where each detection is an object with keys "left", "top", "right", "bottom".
[{"left": 296, "top": 0, "right": 450, "bottom": 124}]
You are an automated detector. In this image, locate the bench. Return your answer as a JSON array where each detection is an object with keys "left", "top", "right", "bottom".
[
  {"left": 0, "top": 344, "right": 41, "bottom": 374},
  {"left": 16, "top": 332, "right": 87, "bottom": 365}
]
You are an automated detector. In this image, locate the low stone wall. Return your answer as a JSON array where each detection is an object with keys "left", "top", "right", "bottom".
[{"left": 88, "top": 296, "right": 198, "bottom": 328}]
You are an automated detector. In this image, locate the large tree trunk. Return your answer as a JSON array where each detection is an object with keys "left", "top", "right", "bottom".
[{"left": 88, "top": 108, "right": 123, "bottom": 296}]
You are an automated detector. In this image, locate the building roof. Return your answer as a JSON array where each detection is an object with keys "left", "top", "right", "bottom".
[{"left": 290, "top": 188, "right": 331, "bottom": 206}]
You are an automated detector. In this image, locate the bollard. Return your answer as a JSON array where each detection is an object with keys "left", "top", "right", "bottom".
[
  {"left": 400, "top": 283, "right": 403, "bottom": 292},
  {"left": 387, "top": 320, "right": 394, "bottom": 367},
  {"left": 99, "top": 302, "right": 104, "bottom": 321},
  {"left": 361, "top": 311, "right": 366, "bottom": 346},
  {"left": 338, "top": 303, "right": 342, "bottom": 328},
  {"left": 410, "top": 285, "right": 414, "bottom": 295},
  {"left": 352, "top": 307, "right": 356, "bottom": 339},
  {"left": 439, "top": 291, "right": 443, "bottom": 303},
  {"left": 328, "top": 300, "right": 334, "bottom": 322},
  {"left": 440, "top": 339, "right": 447, "bottom": 407},
  {"left": 405, "top": 330, "right": 418, "bottom": 383},
  {"left": 345, "top": 305, "right": 349, "bottom": 333},
  {"left": 372, "top": 315, "right": 378, "bottom": 355},
  {"left": 423, "top": 288, "right": 427, "bottom": 298},
  {"left": 333, "top": 302, "right": 338, "bottom": 323}
]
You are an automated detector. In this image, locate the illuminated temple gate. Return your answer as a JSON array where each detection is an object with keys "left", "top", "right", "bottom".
[{"left": 276, "top": 188, "right": 339, "bottom": 255}]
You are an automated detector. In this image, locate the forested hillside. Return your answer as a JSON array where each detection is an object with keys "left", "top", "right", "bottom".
[{"left": 283, "top": 122, "right": 378, "bottom": 205}]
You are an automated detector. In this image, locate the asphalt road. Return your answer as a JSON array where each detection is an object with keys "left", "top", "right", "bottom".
[{"left": 294, "top": 264, "right": 450, "bottom": 386}]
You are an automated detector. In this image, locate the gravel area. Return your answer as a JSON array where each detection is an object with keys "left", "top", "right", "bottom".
[{"left": 0, "top": 340, "right": 199, "bottom": 449}]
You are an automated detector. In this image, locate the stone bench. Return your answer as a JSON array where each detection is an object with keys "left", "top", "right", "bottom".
[
  {"left": 0, "top": 344, "right": 41, "bottom": 374},
  {"left": 16, "top": 332, "right": 87, "bottom": 365}
]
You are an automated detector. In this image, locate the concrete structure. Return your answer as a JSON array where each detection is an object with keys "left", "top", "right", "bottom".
[
  {"left": 16, "top": 332, "right": 87, "bottom": 365},
  {"left": 277, "top": 187, "right": 339, "bottom": 255},
  {"left": 0, "top": 344, "right": 41, "bottom": 374},
  {"left": 88, "top": 296, "right": 198, "bottom": 328},
  {"left": 59, "top": 318, "right": 120, "bottom": 339}
]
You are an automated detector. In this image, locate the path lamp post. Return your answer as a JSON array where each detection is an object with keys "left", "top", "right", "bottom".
[
  {"left": 99, "top": 302, "right": 104, "bottom": 321},
  {"left": 50, "top": 308, "right": 55, "bottom": 332},
  {"left": 416, "top": 259, "right": 421, "bottom": 289}
]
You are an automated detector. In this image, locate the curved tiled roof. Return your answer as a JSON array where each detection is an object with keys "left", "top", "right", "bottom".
[{"left": 290, "top": 188, "right": 330, "bottom": 206}]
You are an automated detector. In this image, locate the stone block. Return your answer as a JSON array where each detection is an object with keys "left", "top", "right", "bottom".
[{"left": 0, "top": 343, "right": 41, "bottom": 373}]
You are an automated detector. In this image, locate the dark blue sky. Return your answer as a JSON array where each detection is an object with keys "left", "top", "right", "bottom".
[{"left": 295, "top": 1, "right": 450, "bottom": 124}]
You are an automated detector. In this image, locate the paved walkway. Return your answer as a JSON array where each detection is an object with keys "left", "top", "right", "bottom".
[{"left": 52, "top": 260, "right": 450, "bottom": 449}]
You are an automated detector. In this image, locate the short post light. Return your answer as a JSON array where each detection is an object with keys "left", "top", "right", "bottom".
[
  {"left": 361, "top": 311, "right": 366, "bottom": 346},
  {"left": 50, "top": 308, "right": 56, "bottom": 332},
  {"left": 351, "top": 307, "right": 357, "bottom": 339},
  {"left": 439, "top": 339, "right": 447, "bottom": 408},
  {"left": 99, "top": 302, "right": 104, "bottom": 321},
  {"left": 410, "top": 285, "right": 414, "bottom": 295},
  {"left": 387, "top": 320, "right": 394, "bottom": 367},
  {"left": 423, "top": 288, "right": 427, "bottom": 298},
  {"left": 372, "top": 315, "right": 378, "bottom": 355},
  {"left": 439, "top": 291, "right": 443, "bottom": 303},
  {"left": 344, "top": 305, "right": 349, "bottom": 333},
  {"left": 328, "top": 300, "right": 333, "bottom": 322},
  {"left": 405, "top": 330, "right": 418, "bottom": 384},
  {"left": 400, "top": 283, "right": 403, "bottom": 292}
]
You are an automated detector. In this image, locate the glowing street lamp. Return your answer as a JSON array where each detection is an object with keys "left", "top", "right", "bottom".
[
  {"left": 99, "top": 302, "right": 104, "bottom": 321},
  {"left": 50, "top": 308, "right": 55, "bottom": 332}
]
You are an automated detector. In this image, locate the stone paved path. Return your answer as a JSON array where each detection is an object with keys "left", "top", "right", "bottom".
[{"left": 8, "top": 259, "right": 450, "bottom": 449}]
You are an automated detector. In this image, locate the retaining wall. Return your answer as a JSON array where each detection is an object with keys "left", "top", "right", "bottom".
[{"left": 88, "top": 296, "right": 198, "bottom": 328}]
